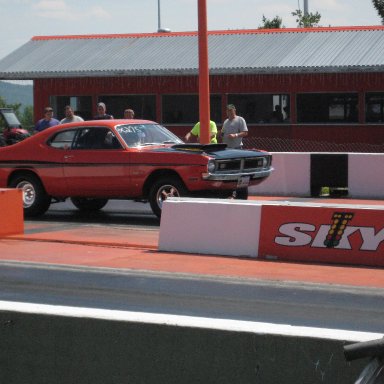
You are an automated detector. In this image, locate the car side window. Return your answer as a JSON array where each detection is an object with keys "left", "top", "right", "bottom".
[
  {"left": 73, "top": 127, "right": 122, "bottom": 150},
  {"left": 48, "top": 130, "right": 77, "bottom": 150}
]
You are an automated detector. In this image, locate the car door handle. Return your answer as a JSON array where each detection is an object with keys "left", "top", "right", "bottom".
[{"left": 64, "top": 155, "right": 74, "bottom": 160}]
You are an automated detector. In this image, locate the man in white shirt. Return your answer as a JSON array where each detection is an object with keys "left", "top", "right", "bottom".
[
  {"left": 221, "top": 104, "right": 248, "bottom": 149},
  {"left": 60, "top": 106, "right": 84, "bottom": 124}
]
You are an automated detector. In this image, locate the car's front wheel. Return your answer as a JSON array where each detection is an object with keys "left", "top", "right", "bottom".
[
  {"left": 235, "top": 187, "right": 249, "bottom": 200},
  {"left": 149, "top": 176, "right": 187, "bottom": 218},
  {"left": 9, "top": 174, "right": 51, "bottom": 217},
  {"left": 70, "top": 197, "right": 109, "bottom": 211}
]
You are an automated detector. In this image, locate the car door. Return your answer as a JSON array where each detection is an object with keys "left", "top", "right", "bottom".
[{"left": 58, "top": 127, "right": 132, "bottom": 196}]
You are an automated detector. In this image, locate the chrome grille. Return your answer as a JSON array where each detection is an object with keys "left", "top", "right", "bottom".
[
  {"left": 217, "top": 160, "right": 241, "bottom": 172},
  {"left": 244, "top": 157, "right": 265, "bottom": 169},
  {"left": 215, "top": 156, "right": 266, "bottom": 173}
]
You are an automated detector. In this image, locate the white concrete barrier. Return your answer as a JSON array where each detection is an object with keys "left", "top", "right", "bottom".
[
  {"left": 159, "top": 198, "right": 262, "bottom": 257},
  {"left": 348, "top": 153, "right": 384, "bottom": 198},
  {"left": 159, "top": 198, "right": 384, "bottom": 266},
  {"left": 249, "top": 152, "right": 311, "bottom": 196},
  {"left": 0, "top": 300, "right": 379, "bottom": 384},
  {"left": 249, "top": 152, "right": 384, "bottom": 199}
]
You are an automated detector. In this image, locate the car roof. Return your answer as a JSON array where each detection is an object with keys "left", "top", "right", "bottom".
[{"left": 58, "top": 119, "right": 157, "bottom": 128}]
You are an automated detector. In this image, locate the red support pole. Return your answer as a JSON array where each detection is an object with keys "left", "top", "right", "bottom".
[{"left": 198, "top": 0, "right": 211, "bottom": 144}]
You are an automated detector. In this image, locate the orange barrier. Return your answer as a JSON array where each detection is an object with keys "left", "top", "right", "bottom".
[{"left": 0, "top": 188, "right": 24, "bottom": 236}]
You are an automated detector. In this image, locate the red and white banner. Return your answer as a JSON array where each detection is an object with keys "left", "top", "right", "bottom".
[{"left": 259, "top": 205, "right": 384, "bottom": 266}]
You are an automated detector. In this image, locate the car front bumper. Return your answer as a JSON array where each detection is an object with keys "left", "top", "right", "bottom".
[{"left": 202, "top": 167, "right": 273, "bottom": 182}]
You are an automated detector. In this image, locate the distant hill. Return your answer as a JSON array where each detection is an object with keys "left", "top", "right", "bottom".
[{"left": 0, "top": 80, "right": 33, "bottom": 110}]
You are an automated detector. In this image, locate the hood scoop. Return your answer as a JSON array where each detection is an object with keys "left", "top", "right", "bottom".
[{"left": 171, "top": 143, "right": 227, "bottom": 152}]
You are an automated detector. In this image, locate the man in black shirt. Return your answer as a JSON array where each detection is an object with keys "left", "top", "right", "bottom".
[{"left": 94, "top": 102, "right": 113, "bottom": 120}]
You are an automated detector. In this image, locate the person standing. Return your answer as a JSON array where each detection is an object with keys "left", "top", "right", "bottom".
[
  {"left": 60, "top": 105, "right": 84, "bottom": 124},
  {"left": 34, "top": 107, "right": 60, "bottom": 132},
  {"left": 221, "top": 104, "right": 248, "bottom": 149},
  {"left": 221, "top": 104, "right": 249, "bottom": 199},
  {"left": 185, "top": 120, "right": 218, "bottom": 144},
  {"left": 94, "top": 102, "right": 113, "bottom": 120},
  {"left": 124, "top": 108, "right": 135, "bottom": 119},
  {"left": 270, "top": 105, "right": 284, "bottom": 123}
]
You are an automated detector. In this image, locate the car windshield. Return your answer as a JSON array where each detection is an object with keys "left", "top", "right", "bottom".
[{"left": 115, "top": 123, "right": 183, "bottom": 148}]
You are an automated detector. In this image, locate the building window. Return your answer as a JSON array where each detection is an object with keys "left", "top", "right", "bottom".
[
  {"left": 227, "top": 94, "right": 290, "bottom": 124},
  {"left": 365, "top": 93, "right": 384, "bottom": 123},
  {"left": 162, "top": 94, "right": 221, "bottom": 124},
  {"left": 297, "top": 93, "right": 358, "bottom": 123},
  {"left": 101, "top": 95, "right": 156, "bottom": 121},
  {"left": 51, "top": 96, "right": 93, "bottom": 121}
]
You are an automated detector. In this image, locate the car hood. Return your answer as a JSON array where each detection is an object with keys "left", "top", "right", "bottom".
[{"left": 149, "top": 143, "right": 268, "bottom": 159}]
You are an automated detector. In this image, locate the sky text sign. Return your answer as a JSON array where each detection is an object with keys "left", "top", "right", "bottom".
[{"left": 259, "top": 204, "right": 384, "bottom": 266}]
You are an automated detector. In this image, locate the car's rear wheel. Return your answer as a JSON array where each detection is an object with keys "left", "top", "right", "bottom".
[
  {"left": 70, "top": 197, "right": 109, "bottom": 211},
  {"left": 9, "top": 174, "right": 51, "bottom": 217},
  {"left": 149, "top": 176, "right": 187, "bottom": 218}
]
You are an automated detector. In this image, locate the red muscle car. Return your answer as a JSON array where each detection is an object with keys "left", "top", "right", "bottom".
[{"left": 0, "top": 119, "right": 273, "bottom": 218}]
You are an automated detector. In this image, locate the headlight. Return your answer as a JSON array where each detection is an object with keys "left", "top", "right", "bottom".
[
  {"left": 263, "top": 157, "right": 268, "bottom": 168},
  {"left": 207, "top": 160, "right": 216, "bottom": 173}
]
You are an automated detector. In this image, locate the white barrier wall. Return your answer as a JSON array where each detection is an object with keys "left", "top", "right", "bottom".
[
  {"left": 0, "top": 300, "right": 379, "bottom": 384},
  {"left": 348, "top": 153, "right": 384, "bottom": 198},
  {"left": 159, "top": 198, "right": 263, "bottom": 257},
  {"left": 249, "top": 152, "right": 311, "bottom": 196},
  {"left": 159, "top": 198, "right": 384, "bottom": 266},
  {"left": 249, "top": 152, "right": 384, "bottom": 199}
]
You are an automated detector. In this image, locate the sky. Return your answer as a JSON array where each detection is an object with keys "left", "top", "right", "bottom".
[{"left": 0, "top": 0, "right": 382, "bottom": 61}]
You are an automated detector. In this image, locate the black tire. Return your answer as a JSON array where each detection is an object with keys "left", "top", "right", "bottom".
[
  {"left": 70, "top": 197, "right": 108, "bottom": 211},
  {"left": 9, "top": 174, "right": 51, "bottom": 217},
  {"left": 235, "top": 187, "right": 249, "bottom": 200},
  {"left": 149, "top": 176, "right": 187, "bottom": 218}
]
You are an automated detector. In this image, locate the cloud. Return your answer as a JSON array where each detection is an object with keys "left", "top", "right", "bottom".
[
  {"left": 89, "top": 5, "right": 112, "bottom": 19},
  {"left": 312, "top": 0, "right": 344, "bottom": 12},
  {"left": 0, "top": 0, "right": 31, "bottom": 4},
  {"left": 32, "top": 0, "right": 69, "bottom": 18},
  {"left": 32, "top": 1, "right": 111, "bottom": 20}
]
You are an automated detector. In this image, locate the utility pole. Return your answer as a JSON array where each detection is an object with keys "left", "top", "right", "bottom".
[
  {"left": 197, "top": 0, "right": 211, "bottom": 144},
  {"left": 157, "top": 0, "right": 171, "bottom": 33},
  {"left": 304, "top": 0, "right": 308, "bottom": 16}
]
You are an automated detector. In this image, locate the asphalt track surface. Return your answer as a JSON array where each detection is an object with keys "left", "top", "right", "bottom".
[{"left": 0, "top": 197, "right": 384, "bottom": 333}]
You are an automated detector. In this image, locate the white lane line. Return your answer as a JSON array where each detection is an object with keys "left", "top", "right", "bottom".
[{"left": 0, "top": 300, "right": 381, "bottom": 342}]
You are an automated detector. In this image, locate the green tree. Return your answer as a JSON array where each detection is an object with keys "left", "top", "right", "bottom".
[
  {"left": 259, "top": 15, "right": 284, "bottom": 29},
  {"left": 20, "top": 105, "right": 34, "bottom": 130},
  {"left": 372, "top": 0, "right": 384, "bottom": 24},
  {"left": 0, "top": 95, "right": 7, "bottom": 108},
  {"left": 0, "top": 96, "right": 22, "bottom": 114},
  {"left": 292, "top": 9, "right": 321, "bottom": 27}
]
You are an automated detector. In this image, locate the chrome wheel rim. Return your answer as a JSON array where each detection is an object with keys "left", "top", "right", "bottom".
[
  {"left": 16, "top": 181, "right": 36, "bottom": 208},
  {"left": 156, "top": 184, "right": 179, "bottom": 209}
]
